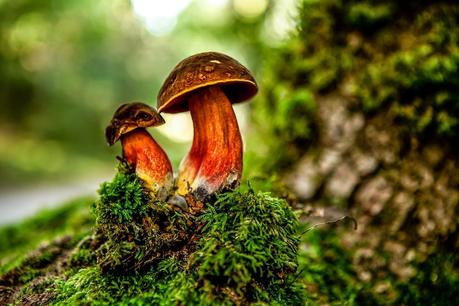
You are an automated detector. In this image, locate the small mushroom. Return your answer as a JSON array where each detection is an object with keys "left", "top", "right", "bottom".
[
  {"left": 158, "top": 52, "right": 258, "bottom": 197},
  {"left": 106, "top": 102, "right": 173, "bottom": 199}
]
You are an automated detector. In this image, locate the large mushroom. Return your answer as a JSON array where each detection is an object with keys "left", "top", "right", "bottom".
[
  {"left": 106, "top": 102, "right": 173, "bottom": 199},
  {"left": 157, "top": 52, "right": 258, "bottom": 197}
]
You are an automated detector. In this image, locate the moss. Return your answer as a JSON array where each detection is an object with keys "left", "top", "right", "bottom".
[
  {"left": 250, "top": 0, "right": 459, "bottom": 175},
  {"left": 0, "top": 197, "right": 93, "bottom": 273},
  {"left": 346, "top": 2, "right": 393, "bottom": 28},
  {"left": 68, "top": 244, "right": 96, "bottom": 270},
  {"left": 0, "top": 169, "right": 307, "bottom": 304},
  {"left": 297, "top": 229, "right": 380, "bottom": 305},
  {"left": 0, "top": 234, "right": 80, "bottom": 304},
  {"left": 95, "top": 171, "right": 151, "bottom": 224},
  {"left": 395, "top": 253, "right": 459, "bottom": 306},
  {"left": 357, "top": 4, "right": 459, "bottom": 139},
  {"left": 295, "top": 224, "right": 459, "bottom": 306},
  {"left": 191, "top": 188, "right": 303, "bottom": 304},
  {"left": 5, "top": 171, "right": 456, "bottom": 304},
  {"left": 91, "top": 170, "right": 194, "bottom": 273}
]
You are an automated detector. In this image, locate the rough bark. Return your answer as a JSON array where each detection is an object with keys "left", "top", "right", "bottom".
[
  {"left": 286, "top": 94, "right": 458, "bottom": 283},
  {"left": 251, "top": 0, "right": 459, "bottom": 288}
]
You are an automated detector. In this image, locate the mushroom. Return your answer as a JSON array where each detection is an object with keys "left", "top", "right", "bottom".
[
  {"left": 106, "top": 102, "right": 173, "bottom": 199},
  {"left": 157, "top": 52, "right": 258, "bottom": 197}
]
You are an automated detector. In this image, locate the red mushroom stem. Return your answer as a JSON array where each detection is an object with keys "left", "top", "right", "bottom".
[
  {"left": 121, "top": 128, "right": 173, "bottom": 197},
  {"left": 177, "top": 86, "right": 243, "bottom": 195}
]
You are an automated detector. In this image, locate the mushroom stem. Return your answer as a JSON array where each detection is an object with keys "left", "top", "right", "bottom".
[
  {"left": 177, "top": 86, "right": 242, "bottom": 196},
  {"left": 121, "top": 128, "right": 173, "bottom": 198}
]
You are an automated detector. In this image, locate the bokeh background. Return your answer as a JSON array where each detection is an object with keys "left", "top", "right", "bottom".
[
  {"left": 1, "top": 1, "right": 458, "bottom": 303},
  {"left": 0, "top": 0, "right": 295, "bottom": 223}
]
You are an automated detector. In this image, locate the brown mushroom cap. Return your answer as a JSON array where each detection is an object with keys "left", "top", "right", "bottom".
[
  {"left": 157, "top": 52, "right": 258, "bottom": 113},
  {"left": 105, "top": 102, "right": 165, "bottom": 145}
]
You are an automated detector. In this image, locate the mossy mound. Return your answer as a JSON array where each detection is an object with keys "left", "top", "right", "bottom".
[
  {"left": 3, "top": 176, "right": 454, "bottom": 305},
  {"left": 1, "top": 171, "right": 306, "bottom": 305},
  {"left": 91, "top": 172, "right": 195, "bottom": 273}
]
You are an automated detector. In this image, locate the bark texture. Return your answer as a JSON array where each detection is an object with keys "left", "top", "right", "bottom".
[
  {"left": 251, "top": 0, "right": 459, "bottom": 289},
  {"left": 285, "top": 94, "right": 458, "bottom": 283}
]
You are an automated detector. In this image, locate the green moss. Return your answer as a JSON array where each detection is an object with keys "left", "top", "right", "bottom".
[
  {"left": 6, "top": 172, "right": 456, "bottom": 304},
  {"left": 16, "top": 276, "right": 56, "bottom": 302},
  {"left": 38, "top": 172, "right": 305, "bottom": 305},
  {"left": 0, "top": 197, "right": 93, "bottom": 273},
  {"left": 346, "top": 3, "right": 393, "bottom": 28},
  {"left": 68, "top": 245, "right": 96, "bottom": 270},
  {"left": 96, "top": 172, "right": 151, "bottom": 224},
  {"left": 91, "top": 170, "right": 194, "bottom": 273},
  {"left": 192, "top": 189, "right": 303, "bottom": 304},
  {"left": 295, "top": 225, "right": 459, "bottom": 306},
  {"left": 395, "top": 253, "right": 459, "bottom": 306},
  {"left": 249, "top": 82, "right": 317, "bottom": 174},
  {"left": 297, "top": 229, "right": 379, "bottom": 305},
  {"left": 251, "top": 0, "right": 459, "bottom": 176},
  {"left": 0, "top": 235, "right": 79, "bottom": 305},
  {"left": 357, "top": 4, "right": 459, "bottom": 138}
]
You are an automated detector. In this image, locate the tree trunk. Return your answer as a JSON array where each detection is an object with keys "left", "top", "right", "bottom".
[
  {"left": 285, "top": 94, "right": 458, "bottom": 282},
  {"left": 252, "top": 0, "right": 459, "bottom": 286}
]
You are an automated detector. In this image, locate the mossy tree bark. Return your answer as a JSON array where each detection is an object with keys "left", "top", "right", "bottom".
[
  {"left": 253, "top": 0, "right": 459, "bottom": 288},
  {"left": 286, "top": 94, "right": 458, "bottom": 283}
]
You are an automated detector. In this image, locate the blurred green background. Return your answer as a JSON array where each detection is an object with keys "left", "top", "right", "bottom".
[
  {"left": 0, "top": 0, "right": 296, "bottom": 205},
  {"left": 1, "top": 1, "right": 458, "bottom": 304}
]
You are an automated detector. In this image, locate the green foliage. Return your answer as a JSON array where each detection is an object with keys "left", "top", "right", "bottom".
[{"left": 0, "top": 0, "right": 190, "bottom": 182}]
